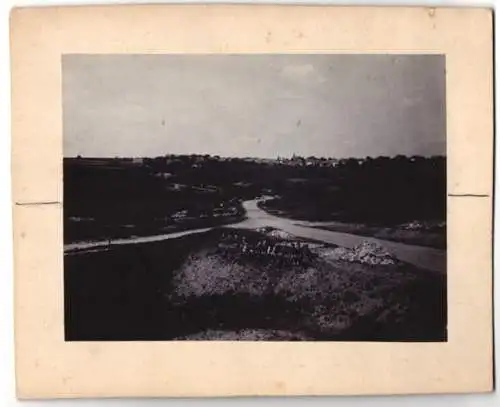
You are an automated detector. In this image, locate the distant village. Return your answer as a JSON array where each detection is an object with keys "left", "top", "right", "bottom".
[
  {"left": 275, "top": 154, "right": 340, "bottom": 167},
  {"left": 70, "top": 153, "right": 341, "bottom": 168}
]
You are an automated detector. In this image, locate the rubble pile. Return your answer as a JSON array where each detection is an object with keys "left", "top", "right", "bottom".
[{"left": 323, "top": 241, "right": 397, "bottom": 266}]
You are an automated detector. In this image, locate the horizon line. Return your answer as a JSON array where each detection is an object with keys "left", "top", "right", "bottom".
[{"left": 63, "top": 153, "right": 447, "bottom": 160}]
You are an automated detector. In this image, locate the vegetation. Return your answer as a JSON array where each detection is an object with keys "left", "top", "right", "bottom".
[
  {"left": 64, "top": 154, "right": 446, "bottom": 243},
  {"left": 260, "top": 155, "right": 446, "bottom": 225},
  {"left": 64, "top": 157, "right": 246, "bottom": 242}
]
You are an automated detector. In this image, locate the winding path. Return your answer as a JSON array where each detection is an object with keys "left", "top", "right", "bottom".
[
  {"left": 227, "top": 200, "right": 445, "bottom": 274},
  {"left": 64, "top": 198, "right": 446, "bottom": 273}
]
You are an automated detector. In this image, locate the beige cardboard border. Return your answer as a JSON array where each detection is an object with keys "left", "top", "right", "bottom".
[{"left": 11, "top": 5, "right": 493, "bottom": 398}]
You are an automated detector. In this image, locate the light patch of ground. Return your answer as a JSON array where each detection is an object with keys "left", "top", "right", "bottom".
[{"left": 175, "top": 329, "right": 311, "bottom": 341}]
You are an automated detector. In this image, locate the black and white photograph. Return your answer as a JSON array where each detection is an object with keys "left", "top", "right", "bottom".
[{"left": 63, "top": 54, "right": 447, "bottom": 342}]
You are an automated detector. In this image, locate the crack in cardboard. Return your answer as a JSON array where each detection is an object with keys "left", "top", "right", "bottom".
[
  {"left": 448, "top": 194, "right": 490, "bottom": 197},
  {"left": 14, "top": 201, "right": 61, "bottom": 206}
]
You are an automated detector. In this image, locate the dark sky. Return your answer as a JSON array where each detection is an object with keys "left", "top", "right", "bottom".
[{"left": 63, "top": 54, "right": 446, "bottom": 158}]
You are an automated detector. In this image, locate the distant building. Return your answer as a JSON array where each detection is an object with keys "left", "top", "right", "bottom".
[{"left": 132, "top": 157, "right": 144, "bottom": 165}]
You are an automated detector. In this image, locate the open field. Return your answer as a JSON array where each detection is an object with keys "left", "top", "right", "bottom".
[
  {"left": 65, "top": 227, "right": 446, "bottom": 341},
  {"left": 64, "top": 155, "right": 446, "bottom": 244},
  {"left": 260, "top": 205, "right": 446, "bottom": 250}
]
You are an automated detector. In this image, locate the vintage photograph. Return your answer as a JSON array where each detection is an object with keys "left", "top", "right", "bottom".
[{"left": 63, "top": 54, "right": 447, "bottom": 342}]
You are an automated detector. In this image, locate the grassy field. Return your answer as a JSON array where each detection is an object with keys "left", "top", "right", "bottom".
[
  {"left": 260, "top": 202, "right": 446, "bottom": 250},
  {"left": 64, "top": 158, "right": 247, "bottom": 243},
  {"left": 66, "top": 212, "right": 245, "bottom": 243},
  {"left": 65, "top": 228, "right": 447, "bottom": 341}
]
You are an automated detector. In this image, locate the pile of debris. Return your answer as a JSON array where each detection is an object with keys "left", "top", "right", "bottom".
[
  {"left": 266, "top": 229, "right": 296, "bottom": 240},
  {"left": 401, "top": 220, "right": 425, "bottom": 231},
  {"left": 323, "top": 241, "right": 397, "bottom": 266},
  {"left": 400, "top": 220, "right": 446, "bottom": 231},
  {"left": 255, "top": 227, "right": 295, "bottom": 240}
]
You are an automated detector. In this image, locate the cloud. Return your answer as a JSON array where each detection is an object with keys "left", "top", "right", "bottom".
[
  {"left": 280, "top": 64, "right": 325, "bottom": 84},
  {"left": 282, "top": 64, "right": 314, "bottom": 77},
  {"left": 402, "top": 95, "right": 424, "bottom": 107}
]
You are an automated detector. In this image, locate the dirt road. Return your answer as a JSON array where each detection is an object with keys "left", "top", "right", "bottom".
[{"left": 64, "top": 198, "right": 446, "bottom": 273}]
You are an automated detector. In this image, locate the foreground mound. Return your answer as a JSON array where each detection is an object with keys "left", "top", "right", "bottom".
[{"left": 167, "top": 229, "right": 446, "bottom": 341}]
